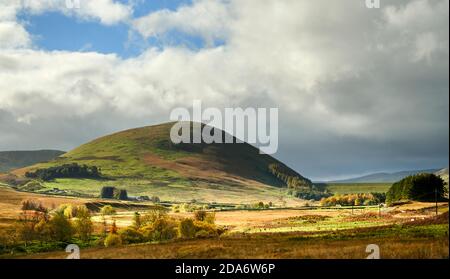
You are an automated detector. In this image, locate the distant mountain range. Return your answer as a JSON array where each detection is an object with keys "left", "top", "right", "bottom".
[
  {"left": 328, "top": 168, "right": 447, "bottom": 183},
  {"left": 0, "top": 150, "right": 65, "bottom": 172}
]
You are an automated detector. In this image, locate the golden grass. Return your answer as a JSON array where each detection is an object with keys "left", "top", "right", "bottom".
[{"left": 18, "top": 233, "right": 448, "bottom": 259}]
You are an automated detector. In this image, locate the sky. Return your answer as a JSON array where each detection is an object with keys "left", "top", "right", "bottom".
[{"left": 0, "top": 0, "right": 448, "bottom": 181}]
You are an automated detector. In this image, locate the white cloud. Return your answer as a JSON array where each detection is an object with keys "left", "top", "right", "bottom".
[
  {"left": 132, "top": 0, "right": 232, "bottom": 46},
  {"left": 0, "top": 21, "right": 31, "bottom": 48}
]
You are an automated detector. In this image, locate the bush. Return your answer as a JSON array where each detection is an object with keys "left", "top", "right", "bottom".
[
  {"left": 21, "top": 200, "right": 48, "bottom": 213},
  {"left": 194, "top": 210, "right": 207, "bottom": 221},
  {"left": 118, "top": 227, "right": 144, "bottom": 244},
  {"left": 139, "top": 217, "right": 177, "bottom": 242},
  {"left": 178, "top": 218, "right": 196, "bottom": 239},
  {"left": 141, "top": 209, "right": 167, "bottom": 226},
  {"left": 104, "top": 233, "right": 122, "bottom": 247},
  {"left": 195, "top": 230, "right": 211, "bottom": 239},
  {"left": 193, "top": 221, "right": 219, "bottom": 238},
  {"left": 204, "top": 212, "right": 216, "bottom": 224},
  {"left": 100, "top": 205, "right": 116, "bottom": 216},
  {"left": 151, "top": 196, "right": 160, "bottom": 203}
]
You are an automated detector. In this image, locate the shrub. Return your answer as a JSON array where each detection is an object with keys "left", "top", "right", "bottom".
[
  {"left": 194, "top": 210, "right": 207, "bottom": 221},
  {"left": 178, "top": 218, "right": 196, "bottom": 239},
  {"left": 141, "top": 209, "right": 167, "bottom": 226},
  {"left": 193, "top": 221, "right": 219, "bottom": 238},
  {"left": 118, "top": 227, "right": 144, "bottom": 244},
  {"left": 139, "top": 217, "right": 177, "bottom": 242},
  {"left": 171, "top": 204, "right": 180, "bottom": 213},
  {"left": 104, "top": 233, "right": 122, "bottom": 247},
  {"left": 195, "top": 230, "right": 211, "bottom": 239},
  {"left": 63, "top": 205, "right": 75, "bottom": 219},
  {"left": 100, "top": 205, "right": 116, "bottom": 216},
  {"left": 21, "top": 200, "right": 48, "bottom": 213},
  {"left": 151, "top": 196, "right": 160, "bottom": 203},
  {"left": 204, "top": 212, "right": 216, "bottom": 224}
]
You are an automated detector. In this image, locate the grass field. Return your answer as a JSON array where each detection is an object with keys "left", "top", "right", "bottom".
[
  {"left": 17, "top": 220, "right": 449, "bottom": 259},
  {"left": 1, "top": 182, "right": 448, "bottom": 259}
]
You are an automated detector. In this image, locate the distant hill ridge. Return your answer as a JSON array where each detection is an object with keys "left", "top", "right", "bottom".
[
  {"left": 0, "top": 150, "right": 65, "bottom": 173},
  {"left": 329, "top": 168, "right": 445, "bottom": 183}
]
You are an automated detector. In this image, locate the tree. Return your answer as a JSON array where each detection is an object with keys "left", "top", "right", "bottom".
[
  {"left": 100, "top": 187, "right": 116, "bottom": 199},
  {"left": 133, "top": 212, "right": 141, "bottom": 229},
  {"left": 386, "top": 173, "right": 447, "bottom": 204},
  {"left": 100, "top": 205, "right": 115, "bottom": 236},
  {"left": 74, "top": 206, "right": 93, "bottom": 242},
  {"left": 16, "top": 211, "right": 40, "bottom": 246},
  {"left": 111, "top": 220, "right": 118, "bottom": 234},
  {"left": 118, "top": 190, "right": 128, "bottom": 200},
  {"left": 48, "top": 211, "right": 74, "bottom": 242}
]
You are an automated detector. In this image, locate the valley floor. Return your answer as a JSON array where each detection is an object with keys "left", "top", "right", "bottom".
[
  {"left": 18, "top": 222, "right": 449, "bottom": 259},
  {"left": 1, "top": 185, "right": 448, "bottom": 259}
]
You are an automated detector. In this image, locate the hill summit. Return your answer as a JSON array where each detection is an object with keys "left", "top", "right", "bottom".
[{"left": 12, "top": 122, "right": 312, "bottom": 204}]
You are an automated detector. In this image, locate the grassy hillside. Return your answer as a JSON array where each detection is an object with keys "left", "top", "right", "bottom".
[
  {"left": 8, "top": 122, "right": 310, "bottom": 205},
  {"left": 435, "top": 168, "right": 449, "bottom": 184},
  {"left": 0, "top": 150, "right": 64, "bottom": 173}
]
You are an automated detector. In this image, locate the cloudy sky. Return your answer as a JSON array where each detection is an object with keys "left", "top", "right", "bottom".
[{"left": 0, "top": 0, "right": 448, "bottom": 181}]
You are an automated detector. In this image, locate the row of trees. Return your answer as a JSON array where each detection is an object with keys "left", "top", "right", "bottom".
[
  {"left": 25, "top": 164, "right": 101, "bottom": 181},
  {"left": 16, "top": 202, "right": 94, "bottom": 246},
  {"left": 268, "top": 164, "right": 312, "bottom": 188},
  {"left": 320, "top": 193, "right": 386, "bottom": 207},
  {"left": 288, "top": 188, "right": 332, "bottom": 201},
  {"left": 268, "top": 164, "right": 332, "bottom": 201},
  {"left": 108, "top": 209, "right": 221, "bottom": 247},
  {"left": 1, "top": 200, "right": 224, "bottom": 254}
]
